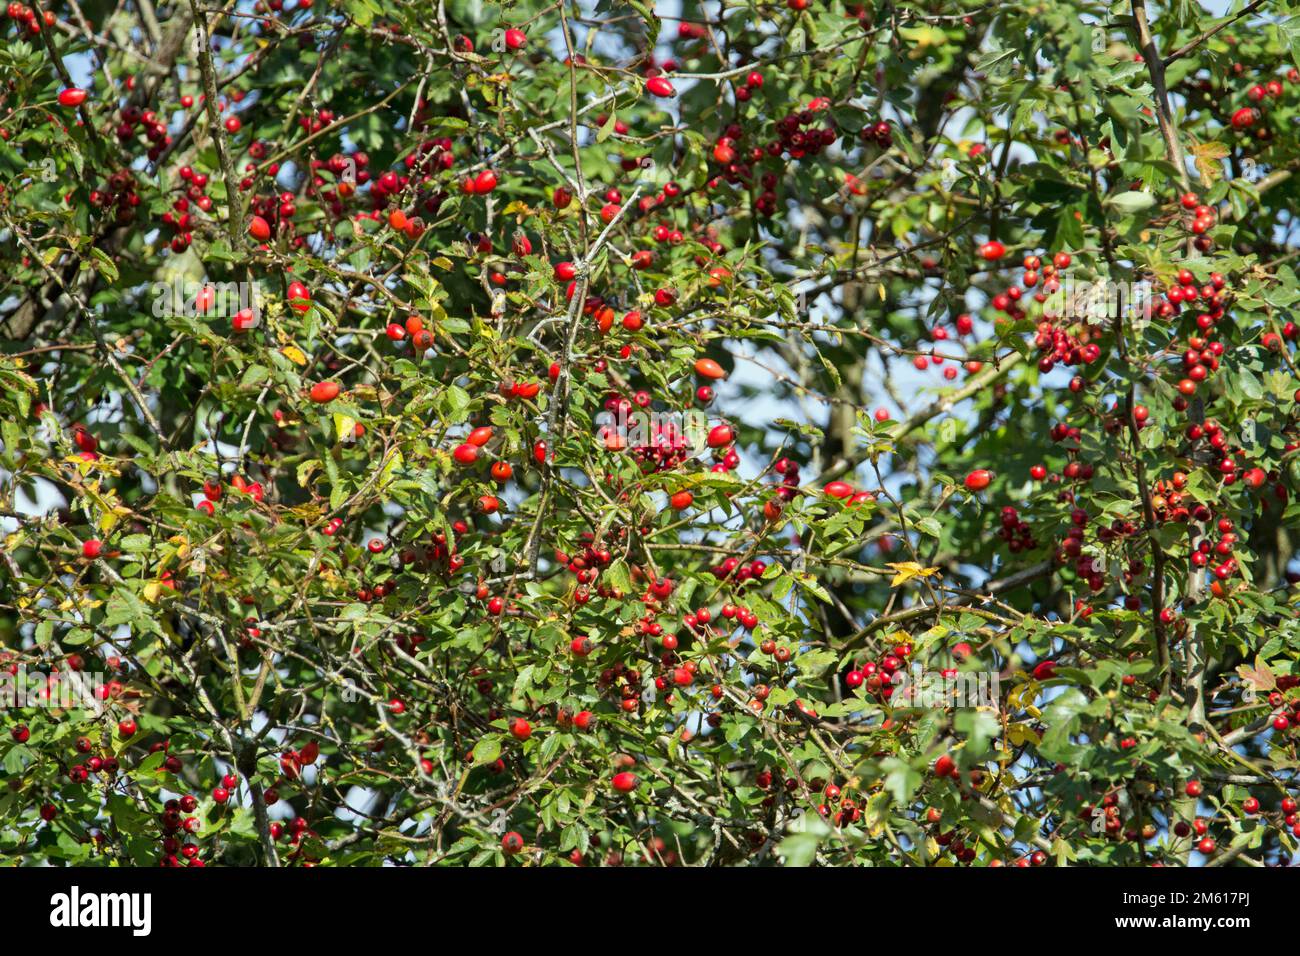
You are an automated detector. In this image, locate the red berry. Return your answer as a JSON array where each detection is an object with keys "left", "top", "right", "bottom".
[
  {"left": 309, "top": 381, "right": 340, "bottom": 403},
  {"left": 646, "top": 77, "right": 676, "bottom": 98},
  {"left": 706, "top": 424, "right": 734, "bottom": 448}
]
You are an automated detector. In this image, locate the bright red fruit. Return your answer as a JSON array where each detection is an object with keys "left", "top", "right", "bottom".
[
  {"left": 309, "top": 381, "right": 340, "bottom": 403},
  {"left": 646, "top": 77, "right": 676, "bottom": 98},
  {"left": 694, "top": 358, "right": 726, "bottom": 379},
  {"left": 706, "top": 424, "right": 734, "bottom": 448}
]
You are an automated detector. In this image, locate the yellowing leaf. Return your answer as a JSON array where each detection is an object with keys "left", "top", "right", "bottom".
[
  {"left": 1007, "top": 722, "right": 1041, "bottom": 747},
  {"left": 1190, "top": 140, "right": 1230, "bottom": 185},
  {"left": 296, "top": 460, "right": 320, "bottom": 488},
  {"left": 333, "top": 413, "right": 357, "bottom": 444},
  {"left": 1007, "top": 682, "right": 1039, "bottom": 709},
  {"left": 282, "top": 345, "right": 307, "bottom": 366},
  {"left": 378, "top": 449, "right": 403, "bottom": 490},
  {"left": 1237, "top": 656, "right": 1276, "bottom": 693},
  {"left": 886, "top": 561, "right": 940, "bottom": 587},
  {"left": 99, "top": 505, "right": 131, "bottom": 534}
]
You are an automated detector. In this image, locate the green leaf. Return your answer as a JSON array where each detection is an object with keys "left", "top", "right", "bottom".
[{"left": 472, "top": 736, "right": 502, "bottom": 766}]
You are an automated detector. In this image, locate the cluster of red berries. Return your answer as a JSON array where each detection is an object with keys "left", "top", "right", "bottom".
[
  {"left": 294, "top": 106, "right": 336, "bottom": 136},
  {"left": 236, "top": 141, "right": 278, "bottom": 193},
  {"left": 88, "top": 169, "right": 141, "bottom": 227},
  {"left": 773, "top": 456, "right": 802, "bottom": 501},
  {"left": 1178, "top": 191, "right": 1219, "bottom": 250},
  {"left": 157, "top": 794, "right": 205, "bottom": 867},
  {"left": 771, "top": 106, "right": 838, "bottom": 161},
  {"left": 1190, "top": 516, "right": 1244, "bottom": 585},
  {"left": 822, "top": 478, "right": 877, "bottom": 505},
  {"left": 65, "top": 724, "right": 128, "bottom": 784},
  {"left": 816, "top": 782, "right": 865, "bottom": 827},
  {"left": 557, "top": 536, "right": 614, "bottom": 586},
  {"left": 1227, "top": 67, "right": 1292, "bottom": 135},
  {"left": 1185, "top": 418, "right": 1286, "bottom": 505},
  {"left": 707, "top": 555, "right": 768, "bottom": 585},
  {"left": 194, "top": 473, "right": 265, "bottom": 515},
  {"left": 996, "top": 505, "right": 1036, "bottom": 553},
  {"left": 1045, "top": 421, "right": 1098, "bottom": 484},
  {"left": 632, "top": 426, "right": 694, "bottom": 475},
  {"left": 305, "top": 150, "right": 370, "bottom": 217},
  {"left": 1055, "top": 507, "right": 1131, "bottom": 594},
  {"left": 935, "top": 825, "right": 997, "bottom": 864},
  {"left": 734, "top": 69, "right": 764, "bottom": 102},
  {"left": 113, "top": 103, "right": 172, "bottom": 160},
  {"left": 843, "top": 642, "right": 913, "bottom": 701},
  {"left": 4, "top": 2, "right": 53, "bottom": 34},
  {"left": 163, "top": 166, "right": 218, "bottom": 252},
  {"left": 858, "top": 118, "right": 893, "bottom": 148},
  {"left": 596, "top": 660, "right": 647, "bottom": 715}
]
